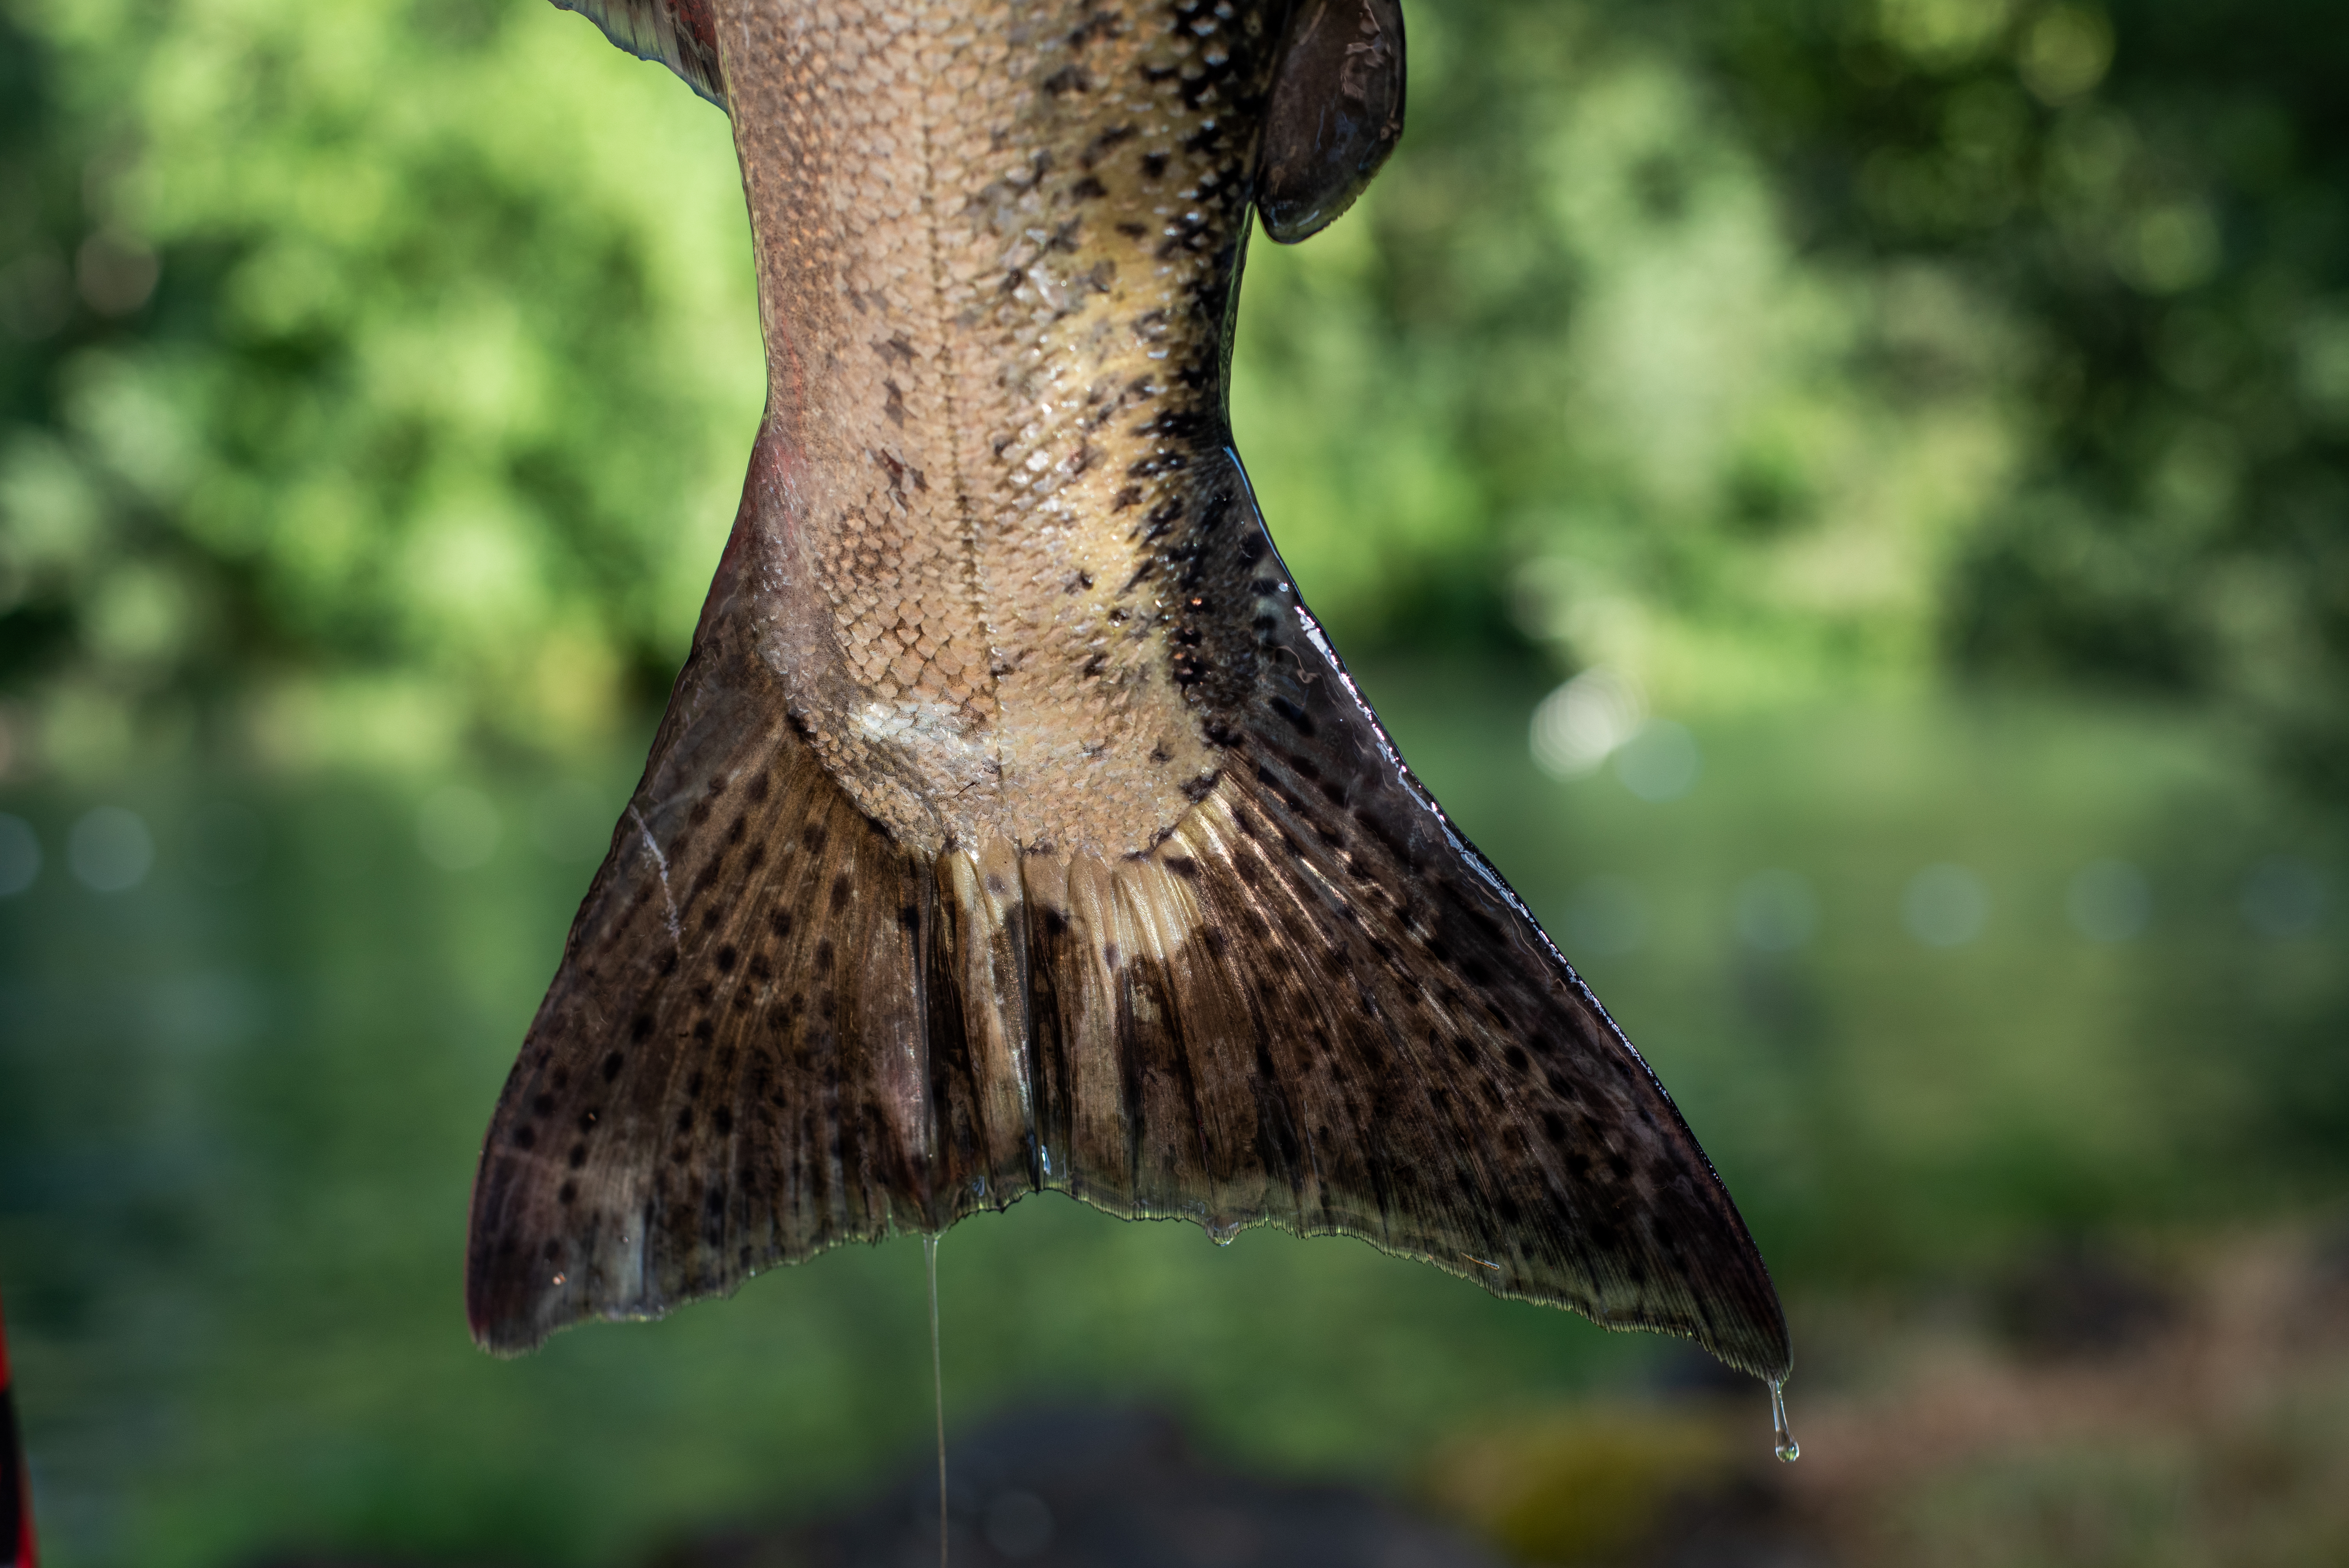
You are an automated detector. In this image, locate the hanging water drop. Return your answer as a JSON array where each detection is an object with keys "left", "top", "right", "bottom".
[
  {"left": 1205, "top": 1215, "right": 1240, "bottom": 1246},
  {"left": 1768, "top": 1377, "right": 1799, "bottom": 1463}
]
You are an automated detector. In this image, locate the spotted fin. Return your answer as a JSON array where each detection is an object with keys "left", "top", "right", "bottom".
[
  {"left": 1256, "top": 0, "right": 1406, "bottom": 242},
  {"left": 466, "top": 454, "right": 1790, "bottom": 1382},
  {"left": 550, "top": 0, "right": 726, "bottom": 109}
]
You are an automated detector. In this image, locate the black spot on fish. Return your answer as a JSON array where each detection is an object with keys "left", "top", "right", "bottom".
[{"left": 1082, "top": 122, "right": 1136, "bottom": 163}]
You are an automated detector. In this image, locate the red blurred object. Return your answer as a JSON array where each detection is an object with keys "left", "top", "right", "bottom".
[{"left": 0, "top": 1287, "right": 33, "bottom": 1568}]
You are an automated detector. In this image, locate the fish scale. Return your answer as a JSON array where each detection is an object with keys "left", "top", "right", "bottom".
[
  {"left": 470, "top": 0, "right": 1793, "bottom": 1395},
  {"left": 727, "top": 0, "right": 1260, "bottom": 859}
]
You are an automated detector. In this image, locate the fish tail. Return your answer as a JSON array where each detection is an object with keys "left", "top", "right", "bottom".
[{"left": 467, "top": 450, "right": 1789, "bottom": 1381}]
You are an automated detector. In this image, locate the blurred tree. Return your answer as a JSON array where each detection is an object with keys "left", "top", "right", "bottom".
[
  {"left": 1691, "top": 0, "right": 2349, "bottom": 792},
  {"left": 1239, "top": 0, "right": 2349, "bottom": 796},
  {"left": 0, "top": 0, "right": 761, "bottom": 775},
  {"left": 0, "top": 0, "right": 2342, "bottom": 794}
]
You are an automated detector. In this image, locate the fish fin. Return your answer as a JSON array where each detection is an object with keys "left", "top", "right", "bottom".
[
  {"left": 1099, "top": 508, "right": 1788, "bottom": 1379},
  {"left": 549, "top": 0, "right": 726, "bottom": 110},
  {"left": 470, "top": 460, "right": 1787, "bottom": 1381},
  {"left": 465, "top": 481, "right": 1002, "bottom": 1354},
  {"left": 1255, "top": 0, "right": 1406, "bottom": 242}
]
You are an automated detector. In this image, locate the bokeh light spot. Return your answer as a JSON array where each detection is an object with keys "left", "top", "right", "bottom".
[
  {"left": 69, "top": 804, "right": 153, "bottom": 893},
  {"left": 2242, "top": 856, "right": 2329, "bottom": 939},
  {"left": 0, "top": 813, "right": 40, "bottom": 896},
  {"left": 1614, "top": 721, "right": 1701, "bottom": 802},
  {"left": 1903, "top": 862, "right": 1988, "bottom": 947},
  {"left": 1530, "top": 667, "right": 1646, "bottom": 780}
]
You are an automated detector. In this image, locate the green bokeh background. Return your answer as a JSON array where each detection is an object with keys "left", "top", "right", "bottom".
[{"left": 2, "top": 0, "right": 2345, "bottom": 1564}]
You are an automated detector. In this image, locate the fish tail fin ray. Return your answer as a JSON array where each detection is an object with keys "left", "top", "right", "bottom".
[
  {"left": 468, "top": 463, "right": 1789, "bottom": 1383},
  {"left": 549, "top": 0, "right": 727, "bottom": 109}
]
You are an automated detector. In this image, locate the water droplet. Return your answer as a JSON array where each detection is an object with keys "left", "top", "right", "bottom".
[
  {"left": 1205, "top": 1216, "right": 1240, "bottom": 1246},
  {"left": 1769, "top": 1378, "right": 1799, "bottom": 1463}
]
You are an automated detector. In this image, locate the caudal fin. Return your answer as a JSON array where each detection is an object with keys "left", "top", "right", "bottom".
[{"left": 467, "top": 465, "right": 1789, "bottom": 1381}]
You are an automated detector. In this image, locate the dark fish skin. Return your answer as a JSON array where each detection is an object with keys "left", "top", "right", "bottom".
[{"left": 467, "top": 0, "right": 1791, "bottom": 1384}]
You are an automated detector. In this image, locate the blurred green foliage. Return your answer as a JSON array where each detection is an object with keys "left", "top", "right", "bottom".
[
  {"left": 1239, "top": 0, "right": 2349, "bottom": 786},
  {"left": 0, "top": 0, "right": 2344, "bottom": 794},
  {"left": 0, "top": 0, "right": 761, "bottom": 775},
  {"left": 3, "top": 8, "right": 2347, "bottom": 1559}
]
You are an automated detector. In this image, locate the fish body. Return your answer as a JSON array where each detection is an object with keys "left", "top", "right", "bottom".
[{"left": 471, "top": 0, "right": 1791, "bottom": 1383}]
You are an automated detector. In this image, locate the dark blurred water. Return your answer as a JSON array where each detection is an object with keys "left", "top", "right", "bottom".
[{"left": 1, "top": 662, "right": 2341, "bottom": 1568}]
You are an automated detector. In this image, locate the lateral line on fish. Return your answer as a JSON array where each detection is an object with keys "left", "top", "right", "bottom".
[
  {"left": 913, "top": 45, "right": 996, "bottom": 808},
  {"left": 911, "top": 45, "right": 985, "bottom": 1188}
]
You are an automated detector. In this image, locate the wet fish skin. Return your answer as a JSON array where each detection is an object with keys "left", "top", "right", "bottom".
[{"left": 467, "top": 0, "right": 1791, "bottom": 1384}]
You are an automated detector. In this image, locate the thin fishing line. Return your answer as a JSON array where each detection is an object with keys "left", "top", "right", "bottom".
[{"left": 926, "top": 1233, "right": 946, "bottom": 1568}]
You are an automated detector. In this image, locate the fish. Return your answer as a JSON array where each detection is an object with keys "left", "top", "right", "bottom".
[{"left": 466, "top": 0, "right": 1791, "bottom": 1389}]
